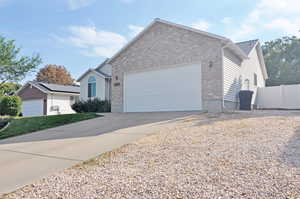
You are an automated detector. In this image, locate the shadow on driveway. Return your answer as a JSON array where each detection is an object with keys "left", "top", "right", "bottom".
[{"left": 0, "top": 112, "right": 201, "bottom": 145}]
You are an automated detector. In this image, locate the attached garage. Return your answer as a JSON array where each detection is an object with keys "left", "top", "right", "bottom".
[
  {"left": 124, "top": 64, "right": 202, "bottom": 112},
  {"left": 108, "top": 19, "right": 263, "bottom": 113},
  {"left": 22, "top": 99, "right": 44, "bottom": 116}
]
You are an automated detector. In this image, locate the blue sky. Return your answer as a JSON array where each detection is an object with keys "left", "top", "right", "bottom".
[{"left": 1, "top": 0, "right": 299, "bottom": 83}]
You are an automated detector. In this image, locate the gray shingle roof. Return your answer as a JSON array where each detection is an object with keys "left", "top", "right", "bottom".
[
  {"left": 94, "top": 69, "right": 111, "bottom": 78},
  {"left": 236, "top": 39, "right": 259, "bottom": 55},
  {"left": 95, "top": 58, "right": 110, "bottom": 71},
  {"left": 33, "top": 82, "right": 80, "bottom": 94},
  {"left": 77, "top": 59, "right": 111, "bottom": 82},
  {"left": 95, "top": 59, "right": 111, "bottom": 77}
]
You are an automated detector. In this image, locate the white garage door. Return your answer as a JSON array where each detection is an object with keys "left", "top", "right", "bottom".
[
  {"left": 124, "top": 64, "right": 202, "bottom": 112},
  {"left": 22, "top": 99, "right": 44, "bottom": 116}
]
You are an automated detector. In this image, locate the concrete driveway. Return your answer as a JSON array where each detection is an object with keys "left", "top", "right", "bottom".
[{"left": 0, "top": 112, "right": 198, "bottom": 195}]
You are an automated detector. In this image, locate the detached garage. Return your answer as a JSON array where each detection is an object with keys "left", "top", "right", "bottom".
[
  {"left": 22, "top": 99, "right": 44, "bottom": 116},
  {"left": 17, "top": 82, "right": 80, "bottom": 116}
]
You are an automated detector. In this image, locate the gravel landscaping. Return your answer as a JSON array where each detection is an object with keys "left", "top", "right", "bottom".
[{"left": 3, "top": 111, "right": 300, "bottom": 199}]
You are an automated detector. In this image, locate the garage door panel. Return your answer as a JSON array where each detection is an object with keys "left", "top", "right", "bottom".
[
  {"left": 124, "top": 64, "right": 202, "bottom": 112},
  {"left": 22, "top": 99, "right": 44, "bottom": 116}
]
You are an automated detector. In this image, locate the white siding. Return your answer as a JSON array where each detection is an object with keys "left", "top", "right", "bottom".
[
  {"left": 223, "top": 45, "right": 266, "bottom": 106},
  {"left": 47, "top": 94, "right": 76, "bottom": 115},
  {"left": 79, "top": 71, "right": 106, "bottom": 101},
  {"left": 223, "top": 49, "right": 242, "bottom": 102},
  {"left": 240, "top": 46, "right": 266, "bottom": 105}
]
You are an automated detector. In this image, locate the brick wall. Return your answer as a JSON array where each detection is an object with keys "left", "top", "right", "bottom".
[{"left": 110, "top": 22, "right": 224, "bottom": 112}]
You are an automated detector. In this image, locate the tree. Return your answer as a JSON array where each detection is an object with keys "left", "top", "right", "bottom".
[
  {"left": 0, "top": 82, "right": 21, "bottom": 96},
  {"left": 0, "top": 96, "right": 22, "bottom": 116},
  {"left": 262, "top": 36, "right": 300, "bottom": 86},
  {"left": 0, "top": 35, "right": 42, "bottom": 86},
  {"left": 36, "top": 65, "right": 75, "bottom": 85}
]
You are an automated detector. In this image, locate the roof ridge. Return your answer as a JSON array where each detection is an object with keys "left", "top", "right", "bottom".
[
  {"left": 38, "top": 82, "right": 78, "bottom": 86},
  {"left": 154, "top": 18, "right": 230, "bottom": 41},
  {"left": 235, "top": 39, "right": 259, "bottom": 44},
  {"left": 95, "top": 58, "right": 110, "bottom": 70},
  {"left": 94, "top": 69, "right": 111, "bottom": 77},
  {"left": 108, "top": 18, "right": 248, "bottom": 64}
]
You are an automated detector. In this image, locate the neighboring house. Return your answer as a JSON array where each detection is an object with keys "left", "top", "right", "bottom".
[
  {"left": 224, "top": 39, "right": 267, "bottom": 108},
  {"left": 77, "top": 58, "right": 112, "bottom": 101},
  {"left": 105, "top": 18, "right": 268, "bottom": 113},
  {"left": 17, "top": 82, "right": 80, "bottom": 116}
]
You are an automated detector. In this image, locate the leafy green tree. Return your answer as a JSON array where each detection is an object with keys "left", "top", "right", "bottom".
[
  {"left": 262, "top": 36, "right": 300, "bottom": 86},
  {"left": 0, "top": 35, "right": 42, "bottom": 86},
  {"left": 0, "top": 82, "right": 21, "bottom": 96}
]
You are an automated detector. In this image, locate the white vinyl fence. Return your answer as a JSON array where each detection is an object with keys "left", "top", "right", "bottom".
[{"left": 257, "top": 84, "right": 300, "bottom": 109}]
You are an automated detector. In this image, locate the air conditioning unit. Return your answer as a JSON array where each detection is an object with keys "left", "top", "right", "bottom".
[{"left": 50, "top": 105, "right": 60, "bottom": 112}]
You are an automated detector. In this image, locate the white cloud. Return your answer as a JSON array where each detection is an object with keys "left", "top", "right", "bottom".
[
  {"left": 67, "top": 0, "right": 95, "bottom": 10},
  {"left": 265, "top": 18, "right": 300, "bottom": 36},
  {"left": 257, "top": 0, "right": 300, "bottom": 14},
  {"left": 0, "top": 0, "right": 10, "bottom": 7},
  {"left": 58, "top": 25, "right": 127, "bottom": 57},
  {"left": 252, "top": 0, "right": 300, "bottom": 36},
  {"left": 221, "top": 17, "right": 232, "bottom": 25},
  {"left": 245, "top": 0, "right": 300, "bottom": 24},
  {"left": 248, "top": 10, "right": 261, "bottom": 23},
  {"left": 231, "top": 24, "right": 256, "bottom": 41},
  {"left": 191, "top": 20, "right": 211, "bottom": 31},
  {"left": 128, "top": 25, "right": 144, "bottom": 38},
  {"left": 226, "top": 0, "right": 300, "bottom": 41}
]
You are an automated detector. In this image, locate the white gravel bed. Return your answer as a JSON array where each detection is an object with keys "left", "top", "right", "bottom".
[{"left": 3, "top": 111, "right": 300, "bottom": 199}]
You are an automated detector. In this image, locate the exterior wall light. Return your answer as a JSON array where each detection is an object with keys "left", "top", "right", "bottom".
[{"left": 209, "top": 61, "right": 213, "bottom": 68}]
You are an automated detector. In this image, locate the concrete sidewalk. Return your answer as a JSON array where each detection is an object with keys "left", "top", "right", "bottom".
[{"left": 0, "top": 112, "right": 198, "bottom": 195}]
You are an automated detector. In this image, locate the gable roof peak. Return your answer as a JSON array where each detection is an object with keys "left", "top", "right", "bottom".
[
  {"left": 154, "top": 18, "right": 230, "bottom": 41},
  {"left": 95, "top": 58, "right": 110, "bottom": 71},
  {"left": 107, "top": 18, "right": 248, "bottom": 64},
  {"left": 235, "top": 39, "right": 259, "bottom": 55}
]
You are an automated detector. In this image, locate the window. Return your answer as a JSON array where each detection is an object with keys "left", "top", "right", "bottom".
[
  {"left": 88, "top": 76, "right": 96, "bottom": 98},
  {"left": 244, "top": 79, "right": 250, "bottom": 90},
  {"left": 254, "top": 73, "right": 258, "bottom": 86}
]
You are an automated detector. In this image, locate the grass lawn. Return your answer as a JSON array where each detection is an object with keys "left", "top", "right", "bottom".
[{"left": 0, "top": 113, "right": 100, "bottom": 140}]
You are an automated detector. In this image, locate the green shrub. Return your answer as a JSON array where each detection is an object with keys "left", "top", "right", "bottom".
[
  {"left": 72, "top": 99, "right": 111, "bottom": 113},
  {"left": 0, "top": 96, "right": 22, "bottom": 116}
]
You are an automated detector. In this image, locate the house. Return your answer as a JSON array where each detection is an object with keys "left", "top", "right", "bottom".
[
  {"left": 79, "top": 18, "right": 268, "bottom": 113},
  {"left": 77, "top": 58, "right": 112, "bottom": 101},
  {"left": 17, "top": 82, "right": 80, "bottom": 116}
]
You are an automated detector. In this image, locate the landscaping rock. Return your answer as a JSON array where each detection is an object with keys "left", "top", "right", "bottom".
[{"left": 4, "top": 111, "right": 300, "bottom": 199}]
